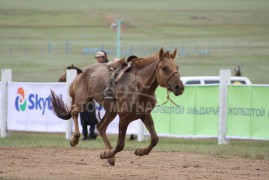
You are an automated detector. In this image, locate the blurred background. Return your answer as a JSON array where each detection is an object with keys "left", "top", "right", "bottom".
[{"left": 0, "top": 0, "right": 268, "bottom": 83}]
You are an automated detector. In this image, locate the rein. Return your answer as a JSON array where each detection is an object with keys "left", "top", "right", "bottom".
[{"left": 155, "top": 89, "right": 180, "bottom": 108}]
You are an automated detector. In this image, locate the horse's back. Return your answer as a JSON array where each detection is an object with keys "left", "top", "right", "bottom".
[{"left": 72, "top": 63, "right": 110, "bottom": 107}]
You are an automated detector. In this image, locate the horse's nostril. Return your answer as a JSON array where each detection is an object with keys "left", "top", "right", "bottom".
[{"left": 175, "top": 85, "right": 180, "bottom": 91}]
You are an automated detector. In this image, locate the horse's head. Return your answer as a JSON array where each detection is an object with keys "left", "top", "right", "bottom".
[
  {"left": 67, "top": 64, "right": 83, "bottom": 74},
  {"left": 58, "top": 64, "right": 83, "bottom": 82},
  {"left": 156, "top": 47, "right": 184, "bottom": 96}
]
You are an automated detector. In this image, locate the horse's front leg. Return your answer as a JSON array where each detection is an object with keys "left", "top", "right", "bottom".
[
  {"left": 100, "top": 117, "right": 129, "bottom": 159},
  {"left": 97, "top": 112, "right": 117, "bottom": 166},
  {"left": 135, "top": 114, "right": 159, "bottom": 156}
]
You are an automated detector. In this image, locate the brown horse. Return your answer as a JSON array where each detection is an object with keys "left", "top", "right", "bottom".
[{"left": 50, "top": 48, "right": 184, "bottom": 166}]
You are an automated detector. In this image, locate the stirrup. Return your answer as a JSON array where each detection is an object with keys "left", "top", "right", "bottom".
[{"left": 104, "top": 88, "right": 115, "bottom": 100}]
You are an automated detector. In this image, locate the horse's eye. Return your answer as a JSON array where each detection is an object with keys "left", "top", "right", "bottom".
[{"left": 162, "top": 67, "right": 167, "bottom": 72}]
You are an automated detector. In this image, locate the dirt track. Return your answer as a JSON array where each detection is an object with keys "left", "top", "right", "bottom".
[{"left": 0, "top": 147, "right": 268, "bottom": 180}]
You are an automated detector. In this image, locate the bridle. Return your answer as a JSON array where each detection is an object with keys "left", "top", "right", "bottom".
[
  {"left": 156, "top": 68, "right": 180, "bottom": 90},
  {"left": 155, "top": 67, "right": 181, "bottom": 107}
]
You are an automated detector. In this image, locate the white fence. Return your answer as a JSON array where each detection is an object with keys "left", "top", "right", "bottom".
[{"left": 2, "top": 69, "right": 257, "bottom": 144}]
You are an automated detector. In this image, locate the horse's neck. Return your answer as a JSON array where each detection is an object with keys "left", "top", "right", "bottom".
[{"left": 137, "top": 61, "right": 159, "bottom": 95}]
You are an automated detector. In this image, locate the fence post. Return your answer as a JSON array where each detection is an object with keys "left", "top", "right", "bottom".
[
  {"left": 137, "top": 120, "right": 145, "bottom": 142},
  {"left": 218, "top": 69, "right": 231, "bottom": 145},
  {"left": 66, "top": 69, "right": 77, "bottom": 140},
  {"left": 1, "top": 69, "right": 12, "bottom": 138}
]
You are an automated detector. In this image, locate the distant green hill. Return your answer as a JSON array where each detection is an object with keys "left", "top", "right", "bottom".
[{"left": 0, "top": 0, "right": 268, "bottom": 83}]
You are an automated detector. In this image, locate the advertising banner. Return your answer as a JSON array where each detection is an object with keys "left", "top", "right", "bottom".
[
  {"left": 227, "top": 85, "right": 269, "bottom": 139},
  {"left": 7, "top": 82, "right": 67, "bottom": 132},
  {"left": 6, "top": 82, "right": 269, "bottom": 140},
  {"left": 7, "top": 82, "right": 138, "bottom": 134},
  {"left": 152, "top": 85, "right": 269, "bottom": 140},
  {"left": 152, "top": 86, "right": 219, "bottom": 138}
]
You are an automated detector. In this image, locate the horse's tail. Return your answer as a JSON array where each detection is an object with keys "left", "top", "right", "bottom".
[{"left": 50, "top": 90, "right": 72, "bottom": 120}]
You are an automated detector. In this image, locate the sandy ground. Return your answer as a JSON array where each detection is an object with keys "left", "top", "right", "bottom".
[{"left": 0, "top": 147, "right": 268, "bottom": 180}]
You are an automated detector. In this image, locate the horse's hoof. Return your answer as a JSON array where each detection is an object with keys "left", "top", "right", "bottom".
[
  {"left": 100, "top": 151, "right": 109, "bottom": 159},
  {"left": 70, "top": 140, "right": 79, "bottom": 147},
  {"left": 135, "top": 148, "right": 149, "bottom": 156},
  {"left": 100, "top": 151, "right": 106, "bottom": 159},
  {"left": 70, "top": 134, "right": 80, "bottom": 147},
  {"left": 134, "top": 148, "right": 144, "bottom": 156},
  {"left": 100, "top": 149, "right": 113, "bottom": 159},
  {"left": 107, "top": 157, "right": 115, "bottom": 166}
]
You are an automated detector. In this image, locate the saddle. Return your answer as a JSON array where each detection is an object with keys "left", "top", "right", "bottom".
[{"left": 103, "top": 55, "right": 138, "bottom": 99}]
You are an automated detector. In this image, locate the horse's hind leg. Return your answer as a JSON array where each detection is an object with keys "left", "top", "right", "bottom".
[
  {"left": 100, "top": 117, "right": 129, "bottom": 160},
  {"left": 135, "top": 114, "right": 159, "bottom": 156},
  {"left": 97, "top": 112, "right": 117, "bottom": 166},
  {"left": 70, "top": 107, "right": 80, "bottom": 147}
]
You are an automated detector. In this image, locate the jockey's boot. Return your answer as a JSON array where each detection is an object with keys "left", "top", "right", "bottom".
[
  {"left": 89, "top": 126, "right": 97, "bottom": 140},
  {"left": 129, "top": 134, "right": 137, "bottom": 140},
  {"left": 82, "top": 133, "right": 88, "bottom": 141},
  {"left": 89, "top": 132, "right": 97, "bottom": 140}
]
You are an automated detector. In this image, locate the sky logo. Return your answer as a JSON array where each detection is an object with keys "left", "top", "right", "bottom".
[
  {"left": 15, "top": 87, "right": 27, "bottom": 111},
  {"left": 14, "top": 87, "right": 60, "bottom": 115}
]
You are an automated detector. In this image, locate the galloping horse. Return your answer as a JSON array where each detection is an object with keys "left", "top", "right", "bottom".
[{"left": 50, "top": 48, "right": 184, "bottom": 166}]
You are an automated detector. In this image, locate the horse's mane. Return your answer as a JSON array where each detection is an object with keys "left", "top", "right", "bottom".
[
  {"left": 131, "top": 51, "right": 172, "bottom": 69},
  {"left": 66, "top": 65, "right": 83, "bottom": 74},
  {"left": 132, "top": 54, "right": 159, "bottom": 69}
]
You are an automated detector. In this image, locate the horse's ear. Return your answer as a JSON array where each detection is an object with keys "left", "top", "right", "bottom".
[
  {"left": 171, "top": 48, "right": 178, "bottom": 59},
  {"left": 159, "top": 47, "right": 164, "bottom": 58},
  {"left": 71, "top": 64, "right": 74, "bottom": 68}
]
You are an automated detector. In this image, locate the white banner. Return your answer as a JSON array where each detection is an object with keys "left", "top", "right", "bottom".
[
  {"left": 7, "top": 82, "right": 139, "bottom": 134},
  {"left": 7, "top": 82, "right": 67, "bottom": 132}
]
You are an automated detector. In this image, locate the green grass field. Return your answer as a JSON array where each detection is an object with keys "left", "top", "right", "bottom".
[
  {"left": 0, "top": 0, "right": 269, "bottom": 83},
  {"left": 0, "top": 132, "right": 268, "bottom": 160}
]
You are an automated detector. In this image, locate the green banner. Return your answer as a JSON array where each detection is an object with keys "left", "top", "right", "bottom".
[
  {"left": 152, "top": 85, "right": 269, "bottom": 140},
  {"left": 227, "top": 86, "right": 269, "bottom": 139},
  {"left": 152, "top": 86, "right": 219, "bottom": 137}
]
